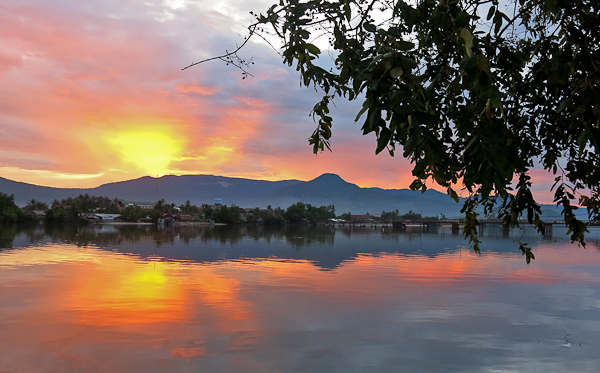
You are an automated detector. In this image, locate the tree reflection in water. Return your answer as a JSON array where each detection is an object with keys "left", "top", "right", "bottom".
[{"left": 2, "top": 224, "right": 600, "bottom": 372}]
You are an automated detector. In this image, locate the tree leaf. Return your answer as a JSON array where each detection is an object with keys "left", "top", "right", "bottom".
[
  {"left": 395, "top": 40, "right": 414, "bottom": 51},
  {"left": 459, "top": 28, "right": 473, "bottom": 58},
  {"left": 364, "top": 23, "right": 376, "bottom": 32},
  {"left": 447, "top": 187, "right": 460, "bottom": 203},
  {"left": 390, "top": 67, "right": 404, "bottom": 79},
  {"left": 305, "top": 43, "right": 321, "bottom": 55},
  {"left": 354, "top": 99, "right": 370, "bottom": 122},
  {"left": 487, "top": 6, "right": 495, "bottom": 20},
  {"left": 376, "top": 127, "right": 391, "bottom": 154}
]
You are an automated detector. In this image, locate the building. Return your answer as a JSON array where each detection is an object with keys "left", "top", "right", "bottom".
[{"left": 120, "top": 201, "right": 155, "bottom": 210}]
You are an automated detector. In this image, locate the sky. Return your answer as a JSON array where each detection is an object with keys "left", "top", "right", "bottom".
[{"left": 0, "top": 0, "right": 557, "bottom": 202}]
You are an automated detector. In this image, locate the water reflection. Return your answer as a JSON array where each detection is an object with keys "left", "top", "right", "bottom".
[
  {"left": 4, "top": 223, "right": 600, "bottom": 269},
  {"left": 1, "top": 224, "right": 600, "bottom": 372}
]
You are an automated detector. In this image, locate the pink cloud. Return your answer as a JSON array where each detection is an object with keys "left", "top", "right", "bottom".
[
  {"left": 231, "top": 96, "right": 268, "bottom": 107},
  {"left": 177, "top": 84, "right": 218, "bottom": 96}
]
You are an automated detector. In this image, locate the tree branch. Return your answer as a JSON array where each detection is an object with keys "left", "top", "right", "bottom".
[{"left": 182, "top": 24, "right": 258, "bottom": 71}]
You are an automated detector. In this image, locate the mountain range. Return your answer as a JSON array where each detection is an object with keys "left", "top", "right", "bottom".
[{"left": 0, "top": 173, "right": 466, "bottom": 217}]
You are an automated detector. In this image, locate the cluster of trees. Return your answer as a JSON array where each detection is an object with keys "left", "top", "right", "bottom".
[
  {"left": 377, "top": 209, "right": 445, "bottom": 222},
  {"left": 117, "top": 205, "right": 146, "bottom": 222},
  {"left": 204, "top": 202, "right": 335, "bottom": 225},
  {"left": 52, "top": 195, "right": 121, "bottom": 213},
  {"left": 244, "top": 206, "right": 287, "bottom": 226},
  {"left": 201, "top": 204, "right": 242, "bottom": 224},
  {"left": 336, "top": 210, "right": 444, "bottom": 222},
  {"left": 179, "top": 200, "right": 199, "bottom": 215},
  {"left": 22, "top": 199, "right": 49, "bottom": 212},
  {"left": 118, "top": 199, "right": 199, "bottom": 222},
  {"left": 43, "top": 196, "right": 201, "bottom": 223},
  {"left": 0, "top": 193, "right": 37, "bottom": 224},
  {"left": 45, "top": 195, "right": 122, "bottom": 223},
  {"left": 283, "top": 202, "right": 336, "bottom": 224},
  {"left": 379, "top": 210, "right": 423, "bottom": 222}
]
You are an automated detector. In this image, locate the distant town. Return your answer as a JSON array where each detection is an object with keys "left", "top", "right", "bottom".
[{"left": 0, "top": 192, "right": 440, "bottom": 226}]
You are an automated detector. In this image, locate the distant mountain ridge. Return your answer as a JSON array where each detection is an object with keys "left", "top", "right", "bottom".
[
  {"left": 256, "top": 173, "right": 462, "bottom": 216},
  {"left": 1, "top": 173, "right": 570, "bottom": 218}
]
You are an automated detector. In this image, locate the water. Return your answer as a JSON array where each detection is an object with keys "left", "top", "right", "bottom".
[{"left": 1, "top": 223, "right": 600, "bottom": 372}]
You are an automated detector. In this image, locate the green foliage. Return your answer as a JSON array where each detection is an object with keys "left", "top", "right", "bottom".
[
  {"left": 240, "top": 0, "right": 600, "bottom": 259},
  {"left": 262, "top": 206, "right": 287, "bottom": 225},
  {"left": 201, "top": 204, "right": 215, "bottom": 219},
  {"left": 520, "top": 243, "right": 536, "bottom": 265},
  {"left": 142, "top": 199, "right": 179, "bottom": 222},
  {"left": 284, "top": 202, "right": 308, "bottom": 224},
  {"left": 580, "top": 189, "right": 600, "bottom": 223},
  {"left": 244, "top": 207, "right": 262, "bottom": 224},
  {"left": 210, "top": 204, "right": 242, "bottom": 224},
  {"left": 263, "top": 213, "right": 286, "bottom": 226},
  {"left": 0, "top": 193, "right": 21, "bottom": 224},
  {"left": 380, "top": 210, "right": 397, "bottom": 222},
  {"left": 284, "top": 202, "right": 335, "bottom": 224},
  {"left": 379, "top": 209, "right": 424, "bottom": 221},
  {"left": 44, "top": 208, "right": 73, "bottom": 224},
  {"left": 154, "top": 199, "right": 179, "bottom": 214},
  {"left": 0, "top": 193, "right": 36, "bottom": 224},
  {"left": 118, "top": 205, "right": 146, "bottom": 222},
  {"left": 22, "top": 199, "right": 48, "bottom": 212},
  {"left": 179, "top": 200, "right": 199, "bottom": 215},
  {"left": 52, "top": 194, "right": 121, "bottom": 214},
  {"left": 400, "top": 210, "right": 422, "bottom": 220},
  {"left": 244, "top": 206, "right": 285, "bottom": 225},
  {"left": 338, "top": 212, "right": 351, "bottom": 221},
  {"left": 45, "top": 194, "right": 122, "bottom": 223}
]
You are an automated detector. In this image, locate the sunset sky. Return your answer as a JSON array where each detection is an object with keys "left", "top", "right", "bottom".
[{"left": 0, "top": 0, "right": 556, "bottom": 201}]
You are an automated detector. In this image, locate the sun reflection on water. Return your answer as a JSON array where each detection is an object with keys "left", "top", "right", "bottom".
[{"left": 1, "top": 235, "right": 600, "bottom": 372}]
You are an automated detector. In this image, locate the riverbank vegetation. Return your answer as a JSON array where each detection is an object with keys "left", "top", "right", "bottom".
[
  {"left": 0, "top": 194, "right": 38, "bottom": 224},
  {"left": 1, "top": 192, "right": 448, "bottom": 227}
]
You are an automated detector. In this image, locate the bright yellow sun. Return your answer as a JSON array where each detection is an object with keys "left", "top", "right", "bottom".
[{"left": 105, "top": 127, "right": 184, "bottom": 175}]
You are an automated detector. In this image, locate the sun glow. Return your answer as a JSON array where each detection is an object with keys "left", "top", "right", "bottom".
[
  {"left": 104, "top": 126, "right": 185, "bottom": 175},
  {"left": 70, "top": 259, "right": 189, "bottom": 326}
]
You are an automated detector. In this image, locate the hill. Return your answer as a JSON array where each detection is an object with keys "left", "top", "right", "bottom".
[
  {"left": 253, "top": 173, "right": 463, "bottom": 217},
  {"left": 0, "top": 173, "right": 465, "bottom": 217}
]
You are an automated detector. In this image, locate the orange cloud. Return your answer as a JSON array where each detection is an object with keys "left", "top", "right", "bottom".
[
  {"left": 177, "top": 84, "right": 218, "bottom": 96},
  {"left": 171, "top": 346, "right": 207, "bottom": 358}
]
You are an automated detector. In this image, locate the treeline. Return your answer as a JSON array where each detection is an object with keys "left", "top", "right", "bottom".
[
  {"left": 1, "top": 192, "right": 449, "bottom": 226},
  {"left": 45, "top": 195, "right": 122, "bottom": 224},
  {"left": 22, "top": 193, "right": 337, "bottom": 225},
  {"left": 376, "top": 210, "right": 444, "bottom": 222},
  {"left": 0, "top": 194, "right": 38, "bottom": 224},
  {"left": 335, "top": 210, "right": 444, "bottom": 223},
  {"left": 241, "top": 202, "right": 335, "bottom": 226},
  {"left": 118, "top": 200, "right": 337, "bottom": 225},
  {"left": 0, "top": 193, "right": 136, "bottom": 224}
]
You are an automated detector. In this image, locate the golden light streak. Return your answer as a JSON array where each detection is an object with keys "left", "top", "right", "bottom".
[{"left": 0, "top": 166, "right": 105, "bottom": 181}]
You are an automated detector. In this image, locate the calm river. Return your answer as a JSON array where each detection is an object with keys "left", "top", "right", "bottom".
[{"left": 1, "top": 223, "right": 600, "bottom": 372}]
